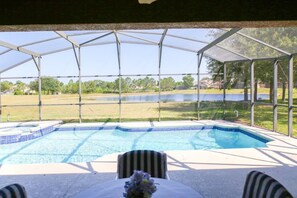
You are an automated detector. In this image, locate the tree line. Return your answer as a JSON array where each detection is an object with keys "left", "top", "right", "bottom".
[
  {"left": 207, "top": 28, "right": 297, "bottom": 102},
  {"left": 0, "top": 75, "right": 195, "bottom": 95}
]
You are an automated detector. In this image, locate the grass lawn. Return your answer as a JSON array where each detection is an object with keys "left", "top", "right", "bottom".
[{"left": 1, "top": 88, "right": 297, "bottom": 137}]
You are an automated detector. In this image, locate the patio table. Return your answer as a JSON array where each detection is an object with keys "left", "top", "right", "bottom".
[{"left": 73, "top": 178, "right": 204, "bottom": 198}]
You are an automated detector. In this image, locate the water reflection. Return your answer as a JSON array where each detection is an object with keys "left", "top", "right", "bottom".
[{"left": 96, "top": 93, "right": 269, "bottom": 102}]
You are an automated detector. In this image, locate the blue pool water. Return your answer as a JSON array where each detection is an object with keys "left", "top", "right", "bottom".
[{"left": 0, "top": 126, "right": 269, "bottom": 165}]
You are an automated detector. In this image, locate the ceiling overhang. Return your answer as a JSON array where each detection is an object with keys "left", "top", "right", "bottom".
[{"left": 1, "top": 0, "right": 297, "bottom": 31}]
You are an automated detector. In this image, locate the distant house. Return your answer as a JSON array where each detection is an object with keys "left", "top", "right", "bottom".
[
  {"left": 26, "top": 90, "right": 36, "bottom": 95},
  {"left": 175, "top": 85, "right": 187, "bottom": 90},
  {"left": 1, "top": 90, "right": 14, "bottom": 95},
  {"left": 9, "top": 85, "right": 36, "bottom": 95},
  {"left": 199, "top": 78, "right": 222, "bottom": 89}
]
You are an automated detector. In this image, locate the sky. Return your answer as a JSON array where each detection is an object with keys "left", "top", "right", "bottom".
[{"left": 0, "top": 29, "right": 218, "bottom": 84}]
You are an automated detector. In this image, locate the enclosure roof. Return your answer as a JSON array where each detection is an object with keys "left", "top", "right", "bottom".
[{"left": 0, "top": 28, "right": 296, "bottom": 73}]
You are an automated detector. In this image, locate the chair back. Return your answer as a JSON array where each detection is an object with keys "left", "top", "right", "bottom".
[
  {"left": 117, "top": 150, "right": 167, "bottom": 179},
  {"left": 0, "top": 183, "right": 27, "bottom": 198},
  {"left": 242, "top": 171, "right": 293, "bottom": 198}
]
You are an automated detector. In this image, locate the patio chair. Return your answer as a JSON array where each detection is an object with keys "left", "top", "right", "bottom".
[
  {"left": 117, "top": 150, "right": 168, "bottom": 179},
  {"left": 242, "top": 170, "right": 293, "bottom": 198},
  {"left": 0, "top": 183, "right": 27, "bottom": 198}
]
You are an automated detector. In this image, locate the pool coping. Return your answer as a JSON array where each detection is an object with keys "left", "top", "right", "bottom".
[
  {"left": 56, "top": 121, "right": 273, "bottom": 143},
  {"left": 0, "top": 121, "right": 63, "bottom": 144}
]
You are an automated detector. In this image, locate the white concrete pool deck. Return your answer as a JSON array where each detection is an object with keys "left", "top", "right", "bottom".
[
  {"left": 0, "top": 120, "right": 62, "bottom": 136},
  {"left": 0, "top": 120, "right": 297, "bottom": 198},
  {"left": 0, "top": 120, "right": 62, "bottom": 128}
]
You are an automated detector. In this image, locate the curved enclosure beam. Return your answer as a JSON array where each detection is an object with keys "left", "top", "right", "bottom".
[
  {"left": 0, "top": 40, "right": 40, "bottom": 57},
  {"left": 197, "top": 28, "right": 241, "bottom": 54},
  {"left": 55, "top": 31, "right": 80, "bottom": 47}
]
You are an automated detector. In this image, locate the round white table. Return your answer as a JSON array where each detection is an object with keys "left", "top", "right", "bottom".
[{"left": 73, "top": 178, "right": 203, "bottom": 198}]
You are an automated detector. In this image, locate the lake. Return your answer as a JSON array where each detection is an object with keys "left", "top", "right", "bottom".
[{"left": 96, "top": 94, "right": 269, "bottom": 102}]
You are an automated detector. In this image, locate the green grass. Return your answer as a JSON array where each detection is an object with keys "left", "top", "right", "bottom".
[{"left": 1, "top": 89, "right": 297, "bottom": 138}]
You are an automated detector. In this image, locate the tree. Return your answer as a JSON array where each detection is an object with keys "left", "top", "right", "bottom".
[
  {"left": 29, "top": 80, "right": 38, "bottom": 92},
  {"left": 208, "top": 30, "right": 251, "bottom": 101},
  {"left": 141, "top": 77, "right": 156, "bottom": 91},
  {"left": 182, "top": 75, "right": 194, "bottom": 89},
  {"left": 175, "top": 81, "right": 183, "bottom": 87},
  {"left": 92, "top": 80, "right": 110, "bottom": 93},
  {"left": 229, "top": 62, "right": 250, "bottom": 101},
  {"left": 0, "top": 81, "right": 13, "bottom": 92},
  {"left": 105, "top": 81, "right": 116, "bottom": 93},
  {"left": 42, "top": 77, "right": 63, "bottom": 94},
  {"left": 82, "top": 80, "right": 97, "bottom": 93},
  {"left": 160, "top": 77, "right": 175, "bottom": 91},
  {"left": 230, "top": 28, "right": 297, "bottom": 102},
  {"left": 124, "top": 77, "right": 132, "bottom": 92},
  {"left": 207, "top": 60, "right": 250, "bottom": 100},
  {"left": 278, "top": 60, "right": 289, "bottom": 102},
  {"left": 114, "top": 77, "right": 132, "bottom": 93},
  {"left": 208, "top": 28, "right": 297, "bottom": 102},
  {"left": 30, "top": 77, "right": 63, "bottom": 94},
  {"left": 14, "top": 81, "right": 27, "bottom": 95},
  {"left": 62, "top": 79, "right": 78, "bottom": 94}
]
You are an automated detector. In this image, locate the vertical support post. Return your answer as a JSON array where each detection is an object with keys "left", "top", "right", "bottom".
[
  {"left": 78, "top": 47, "right": 82, "bottom": 123},
  {"left": 250, "top": 61, "right": 254, "bottom": 126},
  {"left": 273, "top": 59, "right": 278, "bottom": 132},
  {"left": 157, "top": 29, "right": 167, "bottom": 122},
  {"left": 0, "top": 73, "right": 2, "bottom": 122},
  {"left": 114, "top": 32, "right": 122, "bottom": 122},
  {"left": 38, "top": 57, "right": 42, "bottom": 121},
  {"left": 32, "top": 56, "right": 42, "bottom": 121},
  {"left": 72, "top": 45, "right": 82, "bottom": 123},
  {"left": 158, "top": 44, "right": 162, "bottom": 122},
  {"left": 223, "top": 62, "right": 227, "bottom": 118},
  {"left": 119, "top": 46, "right": 122, "bottom": 123},
  {"left": 197, "top": 53, "right": 203, "bottom": 120},
  {"left": 288, "top": 56, "right": 293, "bottom": 137}
]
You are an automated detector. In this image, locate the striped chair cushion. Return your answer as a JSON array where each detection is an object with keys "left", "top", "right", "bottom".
[
  {"left": 0, "top": 183, "right": 27, "bottom": 198},
  {"left": 242, "top": 171, "right": 293, "bottom": 198},
  {"left": 117, "top": 150, "right": 167, "bottom": 179}
]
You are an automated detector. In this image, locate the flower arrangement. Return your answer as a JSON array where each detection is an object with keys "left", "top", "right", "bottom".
[{"left": 123, "top": 170, "right": 157, "bottom": 198}]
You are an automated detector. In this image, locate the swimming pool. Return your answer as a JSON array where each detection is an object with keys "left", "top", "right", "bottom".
[{"left": 0, "top": 125, "right": 270, "bottom": 165}]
